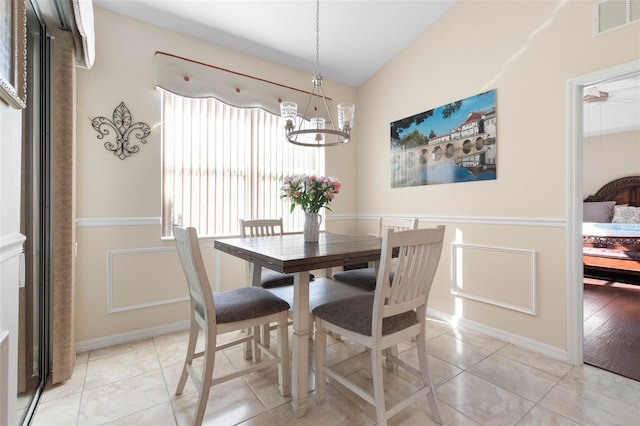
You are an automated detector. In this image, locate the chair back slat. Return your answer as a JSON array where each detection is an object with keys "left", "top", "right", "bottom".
[
  {"left": 240, "top": 218, "right": 284, "bottom": 237},
  {"left": 173, "top": 226, "right": 216, "bottom": 326},
  {"left": 374, "top": 226, "right": 445, "bottom": 332},
  {"left": 377, "top": 217, "right": 419, "bottom": 236}
]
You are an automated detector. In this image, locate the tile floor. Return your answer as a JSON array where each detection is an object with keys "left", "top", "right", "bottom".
[{"left": 30, "top": 318, "right": 640, "bottom": 425}]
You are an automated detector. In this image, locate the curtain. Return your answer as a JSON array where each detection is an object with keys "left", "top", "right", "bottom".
[{"left": 50, "top": 28, "right": 76, "bottom": 385}]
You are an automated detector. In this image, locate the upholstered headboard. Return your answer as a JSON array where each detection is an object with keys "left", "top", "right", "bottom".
[{"left": 585, "top": 175, "right": 640, "bottom": 207}]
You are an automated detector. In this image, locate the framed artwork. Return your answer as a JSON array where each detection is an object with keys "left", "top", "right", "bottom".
[
  {"left": 0, "top": 0, "right": 26, "bottom": 109},
  {"left": 390, "top": 89, "right": 496, "bottom": 187}
]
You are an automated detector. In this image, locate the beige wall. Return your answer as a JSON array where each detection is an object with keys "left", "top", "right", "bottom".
[
  {"left": 355, "top": 0, "right": 639, "bottom": 354},
  {"left": 75, "top": 7, "right": 356, "bottom": 345},
  {"left": 76, "top": 2, "right": 639, "bottom": 359},
  {"left": 583, "top": 129, "right": 640, "bottom": 197}
]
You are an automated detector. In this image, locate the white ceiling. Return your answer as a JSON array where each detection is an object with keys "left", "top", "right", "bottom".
[{"left": 93, "top": 0, "right": 458, "bottom": 87}]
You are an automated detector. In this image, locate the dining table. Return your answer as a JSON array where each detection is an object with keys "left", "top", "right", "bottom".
[{"left": 214, "top": 231, "right": 382, "bottom": 417}]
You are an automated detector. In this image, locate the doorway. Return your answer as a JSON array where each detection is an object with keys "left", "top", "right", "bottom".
[
  {"left": 566, "top": 59, "right": 640, "bottom": 370},
  {"left": 582, "top": 74, "right": 640, "bottom": 381}
]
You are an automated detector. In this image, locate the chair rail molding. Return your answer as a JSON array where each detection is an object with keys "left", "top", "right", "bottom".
[
  {"left": 333, "top": 214, "right": 565, "bottom": 228},
  {"left": 0, "top": 233, "right": 26, "bottom": 262},
  {"left": 76, "top": 217, "right": 161, "bottom": 227}
]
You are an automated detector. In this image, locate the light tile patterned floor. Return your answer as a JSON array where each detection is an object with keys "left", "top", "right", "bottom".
[{"left": 31, "top": 319, "right": 640, "bottom": 425}]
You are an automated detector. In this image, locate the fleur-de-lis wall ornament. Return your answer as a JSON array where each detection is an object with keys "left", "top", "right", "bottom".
[{"left": 92, "top": 102, "right": 151, "bottom": 160}]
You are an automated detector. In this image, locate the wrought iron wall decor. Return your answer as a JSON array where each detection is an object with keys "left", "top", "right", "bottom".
[{"left": 92, "top": 102, "right": 151, "bottom": 160}]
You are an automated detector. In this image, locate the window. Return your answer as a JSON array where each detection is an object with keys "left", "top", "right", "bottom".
[{"left": 161, "top": 89, "right": 324, "bottom": 237}]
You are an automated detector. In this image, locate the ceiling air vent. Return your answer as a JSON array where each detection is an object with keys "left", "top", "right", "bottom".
[{"left": 594, "top": 0, "right": 640, "bottom": 35}]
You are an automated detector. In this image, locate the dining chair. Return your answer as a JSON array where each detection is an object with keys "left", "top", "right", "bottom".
[
  {"left": 333, "top": 217, "right": 419, "bottom": 291},
  {"left": 313, "top": 226, "right": 446, "bottom": 426},
  {"left": 239, "top": 218, "right": 316, "bottom": 348},
  {"left": 173, "top": 225, "right": 290, "bottom": 426},
  {"left": 239, "top": 218, "right": 314, "bottom": 288}
]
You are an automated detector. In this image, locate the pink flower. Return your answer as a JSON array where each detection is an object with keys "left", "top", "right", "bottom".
[{"left": 280, "top": 173, "right": 342, "bottom": 214}]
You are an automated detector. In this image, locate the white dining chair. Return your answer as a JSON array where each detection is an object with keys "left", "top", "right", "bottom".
[
  {"left": 313, "top": 226, "right": 446, "bottom": 426},
  {"left": 333, "top": 217, "right": 419, "bottom": 291},
  {"left": 239, "top": 218, "right": 314, "bottom": 288},
  {"left": 173, "top": 225, "right": 290, "bottom": 426},
  {"left": 239, "top": 218, "right": 318, "bottom": 348}
]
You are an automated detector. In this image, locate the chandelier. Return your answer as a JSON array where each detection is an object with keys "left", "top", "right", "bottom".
[{"left": 280, "top": 0, "right": 355, "bottom": 147}]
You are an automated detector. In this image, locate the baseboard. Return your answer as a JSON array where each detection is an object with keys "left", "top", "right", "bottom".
[
  {"left": 75, "top": 320, "right": 190, "bottom": 354},
  {"left": 75, "top": 310, "right": 569, "bottom": 365},
  {"left": 427, "top": 307, "right": 570, "bottom": 364}
]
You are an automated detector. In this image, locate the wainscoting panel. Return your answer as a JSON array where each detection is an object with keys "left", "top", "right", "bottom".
[
  {"left": 451, "top": 243, "right": 537, "bottom": 315},
  {"left": 107, "top": 247, "right": 188, "bottom": 313}
]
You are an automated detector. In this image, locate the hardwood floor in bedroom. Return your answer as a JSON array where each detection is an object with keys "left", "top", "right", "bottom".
[{"left": 583, "top": 277, "right": 640, "bottom": 382}]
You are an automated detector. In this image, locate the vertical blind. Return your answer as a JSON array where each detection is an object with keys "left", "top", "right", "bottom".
[{"left": 161, "top": 89, "right": 324, "bottom": 237}]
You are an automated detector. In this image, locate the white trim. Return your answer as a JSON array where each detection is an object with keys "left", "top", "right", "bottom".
[
  {"left": 76, "top": 217, "right": 161, "bottom": 227},
  {"left": 450, "top": 243, "right": 537, "bottom": 316},
  {"left": 0, "top": 233, "right": 26, "bottom": 263},
  {"left": 106, "top": 246, "right": 198, "bottom": 313},
  {"left": 75, "top": 320, "right": 191, "bottom": 354},
  {"left": 79, "top": 214, "right": 565, "bottom": 229},
  {"left": 336, "top": 213, "right": 565, "bottom": 228},
  {"left": 427, "top": 308, "right": 567, "bottom": 362},
  {"left": 566, "top": 59, "right": 640, "bottom": 365}
]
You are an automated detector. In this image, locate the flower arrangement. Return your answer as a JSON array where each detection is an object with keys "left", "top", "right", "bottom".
[{"left": 281, "top": 174, "right": 341, "bottom": 214}]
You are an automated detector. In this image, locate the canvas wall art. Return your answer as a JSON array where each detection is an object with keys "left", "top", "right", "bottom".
[{"left": 390, "top": 89, "right": 496, "bottom": 187}]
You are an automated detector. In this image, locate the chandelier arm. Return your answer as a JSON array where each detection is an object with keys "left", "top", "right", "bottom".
[
  {"left": 316, "top": 82, "right": 337, "bottom": 131},
  {"left": 298, "top": 84, "right": 319, "bottom": 129}
]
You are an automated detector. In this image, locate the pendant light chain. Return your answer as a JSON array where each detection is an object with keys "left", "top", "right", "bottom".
[
  {"left": 315, "top": 0, "right": 321, "bottom": 78},
  {"left": 280, "top": 0, "right": 354, "bottom": 147}
]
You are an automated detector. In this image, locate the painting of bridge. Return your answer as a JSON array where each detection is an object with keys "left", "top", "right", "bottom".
[{"left": 390, "top": 89, "right": 497, "bottom": 188}]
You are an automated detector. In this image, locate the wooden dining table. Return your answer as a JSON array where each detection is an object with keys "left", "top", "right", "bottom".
[{"left": 214, "top": 232, "right": 382, "bottom": 417}]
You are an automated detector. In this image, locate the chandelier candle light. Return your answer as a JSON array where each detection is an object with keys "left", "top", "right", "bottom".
[
  {"left": 281, "top": 174, "right": 341, "bottom": 242},
  {"left": 280, "top": 0, "right": 355, "bottom": 147}
]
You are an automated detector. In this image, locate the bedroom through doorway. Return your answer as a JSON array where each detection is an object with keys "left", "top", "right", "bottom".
[{"left": 580, "top": 70, "right": 640, "bottom": 382}]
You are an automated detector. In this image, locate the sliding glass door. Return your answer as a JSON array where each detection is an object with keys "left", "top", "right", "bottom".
[{"left": 17, "top": 1, "right": 51, "bottom": 423}]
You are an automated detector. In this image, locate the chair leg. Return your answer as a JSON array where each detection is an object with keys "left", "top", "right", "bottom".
[
  {"left": 416, "top": 331, "right": 442, "bottom": 425},
  {"left": 176, "top": 319, "right": 199, "bottom": 395},
  {"left": 262, "top": 323, "right": 272, "bottom": 348},
  {"left": 314, "top": 319, "right": 327, "bottom": 405},
  {"left": 384, "top": 345, "right": 398, "bottom": 371},
  {"left": 363, "top": 349, "right": 373, "bottom": 379},
  {"left": 277, "top": 311, "right": 291, "bottom": 397},
  {"left": 252, "top": 326, "right": 262, "bottom": 363},
  {"left": 371, "top": 347, "right": 388, "bottom": 426},
  {"left": 243, "top": 328, "right": 252, "bottom": 360},
  {"left": 193, "top": 331, "right": 216, "bottom": 426}
]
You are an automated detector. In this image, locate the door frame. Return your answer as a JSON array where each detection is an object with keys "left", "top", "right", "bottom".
[{"left": 566, "top": 59, "right": 640, "bottom": 364}]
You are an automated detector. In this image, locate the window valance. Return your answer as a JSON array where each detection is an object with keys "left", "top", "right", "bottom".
[{"left": 153, "top": 51, "right": 332, "bottom": 120}]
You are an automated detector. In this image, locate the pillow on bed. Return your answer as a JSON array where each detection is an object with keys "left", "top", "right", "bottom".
[
  {"left": 583, "top": 201, "right": 615, "bottom": 222},
  {"left": 612, "top": 205, "right": 640, "bottom": 224}
]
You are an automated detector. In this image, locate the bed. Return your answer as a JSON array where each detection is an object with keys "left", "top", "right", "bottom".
[{"left": 583, "top": 175, "right": 640, "bottom": 281}]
